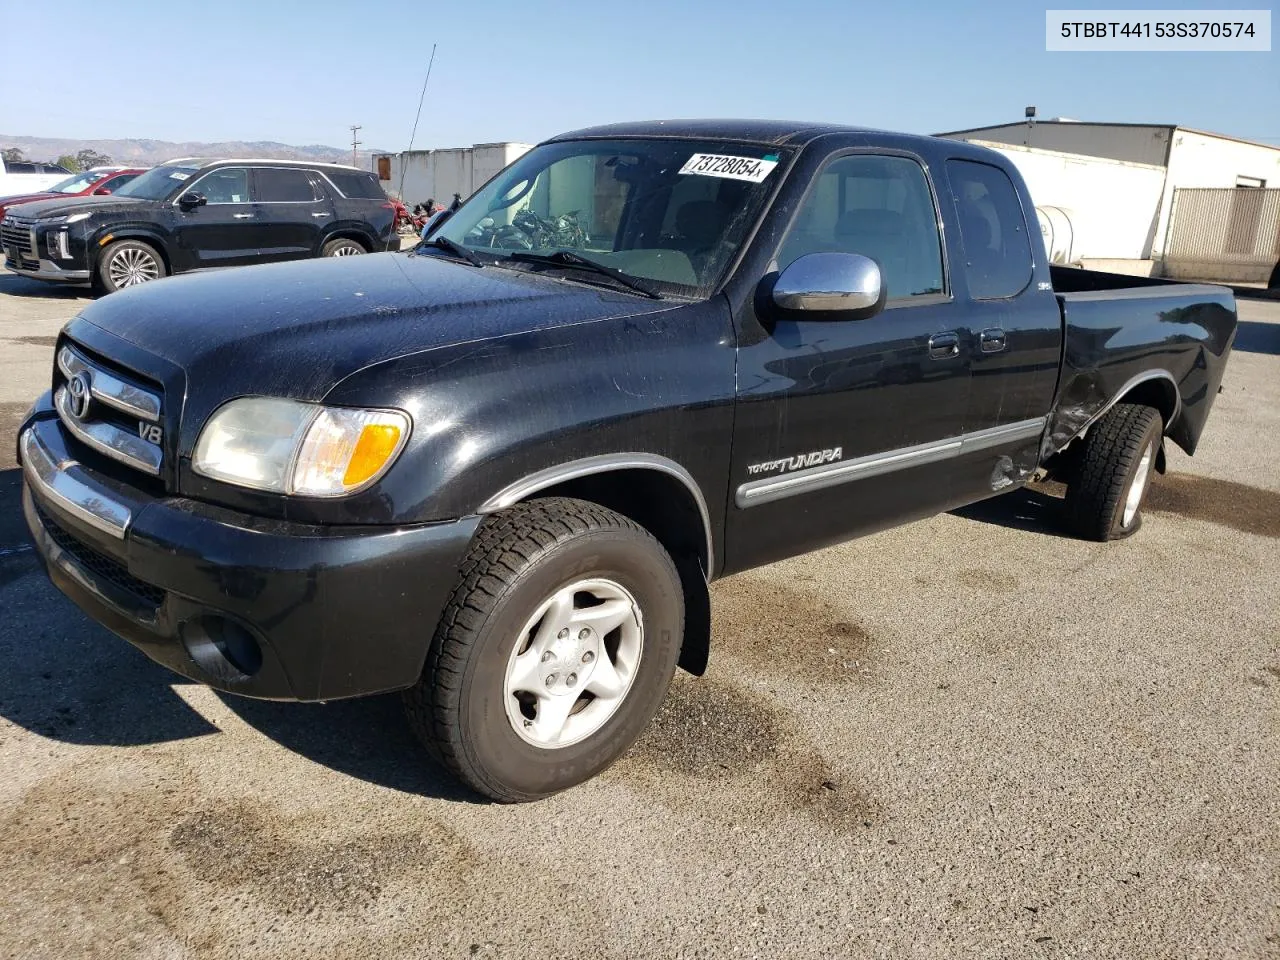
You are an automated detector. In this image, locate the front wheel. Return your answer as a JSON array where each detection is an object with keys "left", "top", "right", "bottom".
[
  {"left": 1064, "top": 403, "right": 1163, "bottom": 541},
  {"left": 98, "top": 239, "right": 166, "bottom": 293},
  {"left": 403, "top": 498, "right": 684, "bottom": 802}
]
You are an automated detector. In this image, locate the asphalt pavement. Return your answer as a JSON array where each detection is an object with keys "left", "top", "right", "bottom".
[{"left": 0, "top": 264, "right": 1276, "bottom": 959}]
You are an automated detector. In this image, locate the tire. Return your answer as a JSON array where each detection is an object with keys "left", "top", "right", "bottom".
[
  {"left": 403, "top": 497, "right": 684, "bottom": 802},
  {"left": 321, "top": 237, "right": 366, "bottom": 257},
  {"left": 1064, "top": 403, "right": 1163, "bottom": 541},
  {"left": 98, "top": 240, "right": 166, "bottom": 293}
]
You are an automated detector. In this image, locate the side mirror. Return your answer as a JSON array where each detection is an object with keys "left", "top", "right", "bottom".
[
  {"left": 178, "top": 193, "right": 207, "bottom": 211},
  {"left": 92, "top": 187, "right": 112, "bottom": 195},
  {"left": 422, "top": 208, "right": 453, "bottom": 239},
  {"left": 771, "top": 252, "right": 886, "bottom": 320}
]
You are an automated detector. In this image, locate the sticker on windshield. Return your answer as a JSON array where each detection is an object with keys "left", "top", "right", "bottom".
[
  {"left": 679, "top": 153, "right": 777, "bottom": 183},
  {"left": 169, "top": 171, "right": 191, "bottom": 180}
]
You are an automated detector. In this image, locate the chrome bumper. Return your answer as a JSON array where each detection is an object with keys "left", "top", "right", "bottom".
[{"left": 19, "top": 425, "right": 132, "bottom": 539}]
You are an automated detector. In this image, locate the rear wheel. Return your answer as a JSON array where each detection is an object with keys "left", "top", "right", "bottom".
[
  {"left": 98, "top": 240, "right": 166, "bottom": 293},
  {"left": 1064, "top": 403, "right": 1163, "bottom": 541},
  {"left": 403, "top": 498, "right": 684, "bottom": 802},
  {"left": 321, "top": 237, "right": 366, "bottom": 257}
]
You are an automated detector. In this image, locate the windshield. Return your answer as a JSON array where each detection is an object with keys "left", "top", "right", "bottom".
[
  {"left": 49, "top": 172, "right": 104, "bottom": 194},
  {"left": 428, "top": 138, "right": 790, "bottom": 296},
  {"left": 113, "top": 165, "right": 200, "bottom": 201}
]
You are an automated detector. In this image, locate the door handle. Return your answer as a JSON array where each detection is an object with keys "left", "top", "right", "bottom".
[
  {"left": 928, "top": 332, "right": 960, "bottom": 360},
  {"left": 232, "top": 213, "right": 254, "bottom": 219},
  {"left": 311, "top": 212, "right": 331, "bottom": 218},
  {"left": 980, "top": 328, "right": 1007, "bottom": 353}
]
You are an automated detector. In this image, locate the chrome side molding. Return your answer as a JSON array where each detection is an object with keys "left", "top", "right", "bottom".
[
  {"left": 19, "top": 427, "right": 132, "bottom": 539},
  {"left": 736, "top": 417, "right": 1047, "bottom": 508}
]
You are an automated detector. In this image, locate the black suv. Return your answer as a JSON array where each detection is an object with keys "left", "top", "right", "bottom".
[{"left": 1, "top": 158, "right": 395, "bottom": 292}]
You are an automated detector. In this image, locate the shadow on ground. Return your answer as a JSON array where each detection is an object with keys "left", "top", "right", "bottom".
[
  {"left": 0, "top": 272, "right": 94, "bottom": 301},
  {"left": 214, "top": 693, "right": 481, "bottom": 803},
  {"left": 951, "top": 486, "right": 1073, "bottom": 538},
  {"left": 1232, "top": 320, "right": 1280, "bottom": 356}
]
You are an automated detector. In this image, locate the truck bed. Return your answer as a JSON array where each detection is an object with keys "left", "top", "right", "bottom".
[{"left": 1046, "top": 266, "right": 1237, "bottom": 458}]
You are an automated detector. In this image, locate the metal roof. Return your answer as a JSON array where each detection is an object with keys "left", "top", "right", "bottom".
[{"left": 936, "top": 120, "right": 1279, "bottom": 152}]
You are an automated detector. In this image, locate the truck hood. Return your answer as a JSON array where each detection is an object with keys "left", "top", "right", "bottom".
[
  {"left": 70, "top": 250, "right": 676, "bottom": 417},
  {"left": 7, "top": 194, "right": 158, "bottom": 219}
]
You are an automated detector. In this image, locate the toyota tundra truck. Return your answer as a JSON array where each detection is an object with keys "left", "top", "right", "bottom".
[{"left": 16, "top": 121, "right": 1237, "bottom": 802}]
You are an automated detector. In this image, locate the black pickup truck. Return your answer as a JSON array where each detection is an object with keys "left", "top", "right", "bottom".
[{"left": 16, "top": 120, "right": 1236, "bottom": 802}]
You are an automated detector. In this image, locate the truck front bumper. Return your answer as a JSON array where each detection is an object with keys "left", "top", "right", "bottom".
[{"left": 19, "top": 414, "right": 480, "bottom": 702}]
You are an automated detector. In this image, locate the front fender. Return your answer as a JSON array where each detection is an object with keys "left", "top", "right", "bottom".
[{"left": 322, "top": 296, "right": 737, "bottom": 531}]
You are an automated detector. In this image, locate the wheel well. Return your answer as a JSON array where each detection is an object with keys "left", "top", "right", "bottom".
[
  {"left": 95, "top": 234, "right": 170, "bottom": 274},
  {"left": 323, "top": 231, "right": 372, "bottom": 252},
  {"left": 1119, "top": 377, "right": 1179, "bottom": 432},
  {"left": 524, "top": 469, "right": 712, "bottom": 676}
]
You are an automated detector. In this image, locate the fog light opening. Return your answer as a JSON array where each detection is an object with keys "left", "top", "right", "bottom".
[{"left": 180, "top": 616, "right": 264, "bottom": 682}]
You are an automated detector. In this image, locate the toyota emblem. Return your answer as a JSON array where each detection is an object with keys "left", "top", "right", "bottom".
[{"left": 67, "top": 372, "right": 93, "bottom": 420}]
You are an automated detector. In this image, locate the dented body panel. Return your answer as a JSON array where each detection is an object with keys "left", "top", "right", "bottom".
[{"left": 1045, "top": 266, "right": 1237, "bottom": 459}]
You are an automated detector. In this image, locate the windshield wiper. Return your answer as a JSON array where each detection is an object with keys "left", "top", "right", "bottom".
[
  {"left": 506, "top": 251, "right": 663, "bottom": 299},
  {"left": 421, "top": 236, "right": 484, "bottom": 267}
]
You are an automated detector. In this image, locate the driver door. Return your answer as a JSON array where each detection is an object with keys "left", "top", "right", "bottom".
[
  {"left": 172, "top": 167, "right": 260, "bottom": 268},
  {"left": 723, "top": 152, "right": 973, "bottom": 572}
]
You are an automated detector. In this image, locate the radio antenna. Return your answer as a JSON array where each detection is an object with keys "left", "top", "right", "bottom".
[{"left": 398, "top": 43, "right": 437, "bottom": 205}]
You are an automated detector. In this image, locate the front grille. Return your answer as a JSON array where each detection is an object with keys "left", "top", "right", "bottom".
[
  {"left": 1, "top": 215, "right": 35, "bottom": 258},
  {"left": 55, "top": 344, "right": 165, "bottom": 478},
  {"left": 36, "top": 504, "right": 166, "bottom": 613}
]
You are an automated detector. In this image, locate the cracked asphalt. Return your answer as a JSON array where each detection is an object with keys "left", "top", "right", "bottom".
[{"left": 1, "top": 265, "right": 1277, "bottom": 959}]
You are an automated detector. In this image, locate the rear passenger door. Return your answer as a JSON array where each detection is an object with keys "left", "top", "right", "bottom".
[
  {"left": 252, "top": 167, "right": 333, "bottom": 261},
  {"left": 943, "top": 159, "right": 1064, "bottom": 500}
]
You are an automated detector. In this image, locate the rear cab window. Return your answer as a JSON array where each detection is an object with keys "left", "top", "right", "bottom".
[{"left": 946, "top": 159, "right": 1034, "bottom": 299}]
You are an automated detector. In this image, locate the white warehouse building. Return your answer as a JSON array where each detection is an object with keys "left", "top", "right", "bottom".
[
  {"left": 938, "top": 120, "right": 1280, "bottom": 281},
  {"left": 373, "top": 142, "right": 533, "bottom": 209}
]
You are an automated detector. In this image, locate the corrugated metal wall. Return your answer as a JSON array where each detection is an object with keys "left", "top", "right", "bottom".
[{"left": 1164, "top": 187, "right": 1280, "bottom": 282}]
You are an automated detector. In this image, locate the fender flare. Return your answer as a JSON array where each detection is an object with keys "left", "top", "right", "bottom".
[{"left": 477, "top": 452, "right": 715, "bottom": 580}]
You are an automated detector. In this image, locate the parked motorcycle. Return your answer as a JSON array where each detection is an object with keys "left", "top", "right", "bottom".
[{"left": 465, "top": 209, "right": 589, "bottom": 250}]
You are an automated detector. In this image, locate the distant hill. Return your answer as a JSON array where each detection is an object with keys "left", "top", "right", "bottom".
[{"left": 0, "top": 134, "right": 390, "bottom": 170}]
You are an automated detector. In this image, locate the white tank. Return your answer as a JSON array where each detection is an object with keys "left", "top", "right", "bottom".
[{"left": 1035, "top": 206, "right": 1075, "bottom": 264}]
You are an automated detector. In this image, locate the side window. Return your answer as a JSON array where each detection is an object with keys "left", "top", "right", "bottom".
[
  {"left": 946, "top": 159, "right": 1034, "bottom": 300},
  {"left": 101, "top": 173, "right": 138, "bottom": 193},
  {"left": 777, "top": 155, "right": 944, "bottom": 300},
  {"left": 326, "top": 171, "right": 387, "bottom": 200},
  {"left": 189, "top": 168, "right": 250, "bottom": 204},
  {"left": 256, "top": 168, "right": 320, "bottom": 203}
]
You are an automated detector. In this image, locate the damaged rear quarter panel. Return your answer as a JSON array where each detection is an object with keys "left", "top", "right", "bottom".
[{"left": 1045, "top": 282, "right": 1237, "bottom": 458}]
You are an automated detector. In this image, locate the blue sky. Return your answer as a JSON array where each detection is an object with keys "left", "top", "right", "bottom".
[{"left": 5, "top": 0, "right": 1276, "bottom": 150}]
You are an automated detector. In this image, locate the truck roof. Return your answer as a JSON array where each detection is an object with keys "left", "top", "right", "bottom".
[{"left": 547, "top": 119, "right": 938, "bottom": 148}]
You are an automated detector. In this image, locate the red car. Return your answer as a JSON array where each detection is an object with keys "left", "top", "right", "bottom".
[{"left": 0, "top": 166, "right": 146, "bottom": 221}]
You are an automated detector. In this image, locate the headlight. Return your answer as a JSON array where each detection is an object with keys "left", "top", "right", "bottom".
[
  {"left": 192, "top": 398, "right": 410, "bottom": 497},
  {"left": 46, "top": 229, "right": 70, "bottom": 259}
]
